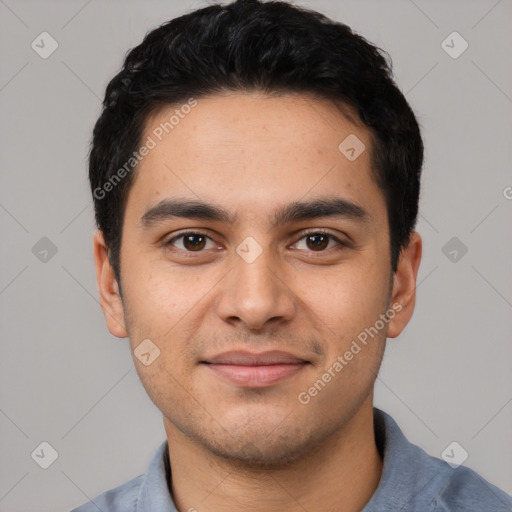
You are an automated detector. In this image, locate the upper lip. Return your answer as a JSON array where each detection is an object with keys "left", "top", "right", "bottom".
[{"left": 203, "top": 350, "right": 309, "bottom": 366}]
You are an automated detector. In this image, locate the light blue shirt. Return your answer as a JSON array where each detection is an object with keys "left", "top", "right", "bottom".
[{"left": 70, "top": 407, "right": 512, "bottom": 511}]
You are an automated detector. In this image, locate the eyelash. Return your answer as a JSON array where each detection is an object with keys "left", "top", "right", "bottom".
[{"left": 164, "top": 229, "right": 347, "bottom": 255}]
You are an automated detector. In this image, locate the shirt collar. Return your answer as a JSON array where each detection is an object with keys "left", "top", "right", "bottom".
[
  {"left": 136, "top": 439, "right": 177, "bottom": 511},
  {"left": 136, "top": 407, "right": 438, "bottom": 511},
  {"left": 362, "top": 407, "right": 442, "bottom": 511}
]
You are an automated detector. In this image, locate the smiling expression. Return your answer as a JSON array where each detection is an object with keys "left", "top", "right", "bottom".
[{"left": 95, "top": 91, "right": 417, "bottom": 466}]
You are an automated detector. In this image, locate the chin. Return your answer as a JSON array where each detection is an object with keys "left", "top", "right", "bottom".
[
  {"left": 194, "top": 418, "right": 329, "bottom": 470},
  {"left": 205, "top": 436, "right": 314, "bottom": 470}
]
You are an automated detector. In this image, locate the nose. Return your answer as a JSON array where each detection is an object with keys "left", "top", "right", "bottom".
[{"left": 214, "top": 246, "right": 296, "bottom": 331}]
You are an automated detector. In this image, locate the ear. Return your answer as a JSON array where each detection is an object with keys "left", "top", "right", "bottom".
[
  {"left": 387, "top": 231, "right": 422, "bottom": 338},
  {"left": 93, "top": 230, "right": 128, "bottom": 338}
]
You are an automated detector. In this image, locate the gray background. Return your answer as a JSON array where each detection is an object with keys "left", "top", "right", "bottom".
[{"left": 1, "top": 0, "right": 511, "bottom": 510}]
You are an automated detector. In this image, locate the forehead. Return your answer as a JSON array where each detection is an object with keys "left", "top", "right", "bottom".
[{"left": 124, "top": 92, "right": 386, "bottom": 227}]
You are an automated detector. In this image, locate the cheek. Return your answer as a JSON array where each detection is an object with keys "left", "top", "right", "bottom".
[
  {"left": 122, "top": 253, "right": 211, "bottom": 333},
  {"left": 295, "top": 267, "right": 389, "bottom": 379},
  {"left": 299, "top": 263, "right": 388, "bottom": 328}
]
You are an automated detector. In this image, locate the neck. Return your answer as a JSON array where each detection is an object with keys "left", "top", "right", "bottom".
[{"left": 164, "top": 397, "right": 383, "bottom": 512}]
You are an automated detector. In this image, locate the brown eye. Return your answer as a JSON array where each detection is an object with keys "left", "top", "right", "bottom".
[
  {"left": 182, "top": 234, "right": 206, "bottom": 251},
  {"left": 293, "top": 231, "right": 344, "bottom": 252},
  {"left": 165, "top": 232, "right": 215, "bottom": 252},
  {"left": 305, "top": 233, "right": 330, "bottom": 251}
]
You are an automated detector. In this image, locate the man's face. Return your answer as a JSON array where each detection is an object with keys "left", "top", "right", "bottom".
[{"left": 97, "top": 92, "right": 414, "bottom": 466}]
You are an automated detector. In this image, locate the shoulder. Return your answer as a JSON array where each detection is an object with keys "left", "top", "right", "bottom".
[
  {"left": 431, "top": 462, "right": 512, "bottom": 511},
  {"left": 397, "top": 435, "right": 512, "bottom": 511},
  {"left": 69, "top": 440, "right": 172, "bottom": 512},
  {"left": 370, "top": 408, "right": 512, "bottom": 512},
  {"left": 69, "top": 474, "right": 143, "bottom": 512}
]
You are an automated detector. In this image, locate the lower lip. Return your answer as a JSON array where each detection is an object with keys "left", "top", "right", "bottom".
[{"left": 204, "top": 363, "right": 307, "bottom": 387}]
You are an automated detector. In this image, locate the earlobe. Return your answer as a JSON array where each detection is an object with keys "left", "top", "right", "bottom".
[
  {"left": 387, "top": 231, "right": 422, "bottom": 339},
  {"left": 93, "top": 230, "right": 128, "bottom": 338}
]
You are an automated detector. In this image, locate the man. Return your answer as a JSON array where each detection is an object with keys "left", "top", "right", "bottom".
[{"left": 72, "top": 0, "right": 512, "bottom": 510}]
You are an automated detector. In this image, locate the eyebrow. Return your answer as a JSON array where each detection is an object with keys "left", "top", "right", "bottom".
[{"left": 138, "top": 196, "right": 369, "bottom": 229}]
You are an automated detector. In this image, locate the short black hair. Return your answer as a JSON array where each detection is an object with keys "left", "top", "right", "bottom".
[{"left": 89, "top": 0, "right": 423, "bottom": 288}]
